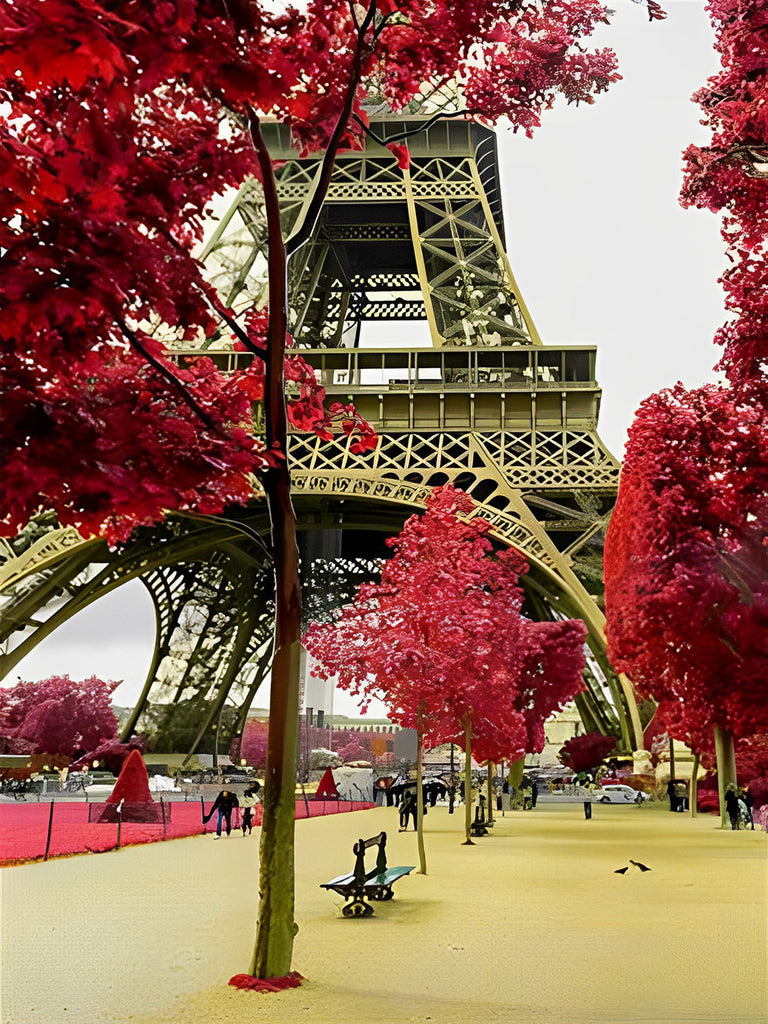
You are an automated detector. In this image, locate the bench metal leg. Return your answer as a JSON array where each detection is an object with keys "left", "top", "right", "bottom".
[
  {"left": 342, "top": 896, "right": 375, "bottom": 918},
  {"left": 371, "top": 886, "right": 395, "bottom": 901}
]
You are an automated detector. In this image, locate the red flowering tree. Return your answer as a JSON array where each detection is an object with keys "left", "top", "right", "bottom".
[
  {"left": 680, "top": 0, "right": 768, "bottom": 386},
  {"left": 605, "top": 383, "right": 768, "bottom": 819},
  {"left": 238, "top": 718, "right": 269, "bottom": 770},
  {"left": 0, "top": 675, "right": 119, "bottom": 759},
  {"left": 337, "top": 735, "right": 372, "bottom": 765},
  {"left": 1, "top": 0, "right": 656, "bottom": 983},
  {"left": 606, "top": 0, "right": 768, "bottom": 828},
  {"left": 558, "top": 731, "right": 617, "bottom": 776},
  {"left": 305, "top": 486, "right": 587, "bottom": 861}
]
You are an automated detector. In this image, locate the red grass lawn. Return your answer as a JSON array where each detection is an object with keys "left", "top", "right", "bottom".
[{"left": 0, "top": 799, "right": 374, "bottom": 865}]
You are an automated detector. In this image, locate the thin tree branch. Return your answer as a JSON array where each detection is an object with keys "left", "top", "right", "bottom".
[
  {"left": 352, "top": 108, "right": 478, "bottom": 147},
  {"left": 152, "top": 223, "right": 268, "bottom": 363},
  {"left": 116, "top": 317, "right": 222, "bottom": 434},
  {"left": 372, "top": 9, "right": 396, "bottom": 41},
  {"left": 179, "top": 510, "right": 273, "bottom": 559},
  {"left": 246, "top": 106, "right": 288, "bottom": 456},
  {"left": 285, "top": 0, "right": 379, "bottom": 258},
  {"left": 206, "top": 295, "right": 267, "bottom": 362}
]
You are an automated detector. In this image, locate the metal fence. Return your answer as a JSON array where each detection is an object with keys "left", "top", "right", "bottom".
[{"left": 0, "top": 798, "right": 374, "bottom": 865}]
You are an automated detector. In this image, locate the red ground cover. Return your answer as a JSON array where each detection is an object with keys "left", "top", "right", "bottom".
[{"left": 0, "top": 799, "right": 375, "bottom": 865}]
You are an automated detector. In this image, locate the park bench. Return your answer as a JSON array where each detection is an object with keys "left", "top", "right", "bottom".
[{"left": 320, "top": 831, "right": 414, "bottom": 917}]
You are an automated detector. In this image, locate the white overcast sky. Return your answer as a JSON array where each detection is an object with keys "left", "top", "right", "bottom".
[{"left": 11, "top": 0, "right": 723, "bottom": 714}]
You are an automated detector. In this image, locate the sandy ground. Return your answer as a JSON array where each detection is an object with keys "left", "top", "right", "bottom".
[{"left": 1, "top": 801, "right": 766, "bottom": 1024}]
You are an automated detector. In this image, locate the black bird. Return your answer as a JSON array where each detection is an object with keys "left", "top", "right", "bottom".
[{"left": 614, "top": 859, "right": 651, "bottom": 874}]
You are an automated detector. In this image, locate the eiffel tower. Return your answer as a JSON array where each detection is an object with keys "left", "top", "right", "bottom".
[{"left": 0, "top": 115, "right": 643, "bottom": 755}]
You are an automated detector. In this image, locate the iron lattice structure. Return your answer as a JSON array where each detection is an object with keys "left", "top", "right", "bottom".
[{"left": 0, "top": 116, "right": 642, "bottom": 756}]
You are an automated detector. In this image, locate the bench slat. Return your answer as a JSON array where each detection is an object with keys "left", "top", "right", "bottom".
[
  {"left": 365, "top": 866, "right": 414, "bottom": 887},
  {"left": 321, "top": 873, "right": 355, "bottom": 889}
]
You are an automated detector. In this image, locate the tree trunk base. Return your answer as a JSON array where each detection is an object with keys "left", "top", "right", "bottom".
[{"left": 229, "top": 972, "right": 303, "bottom": 992}]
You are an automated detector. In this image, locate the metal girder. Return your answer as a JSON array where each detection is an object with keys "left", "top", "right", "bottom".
[{"left": 1, "top": 115, "right": 641, "bottom": 754}]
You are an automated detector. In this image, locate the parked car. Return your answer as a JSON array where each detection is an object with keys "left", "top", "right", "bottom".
[{"left": 597, "top": 784, "right": 649, "bottom": 804}]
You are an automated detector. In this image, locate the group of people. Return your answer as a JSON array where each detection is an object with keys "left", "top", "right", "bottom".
[{"left": 203, "top": 782, "right": 262, "bottom": 838}]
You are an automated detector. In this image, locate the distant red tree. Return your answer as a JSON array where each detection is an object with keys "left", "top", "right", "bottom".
[
  {"left": 559, "top": 732, "right": 617, "bottom": 775},
  {"left": 306, "top": 486, "right": 587, "bottom": 858},
  {"left": 0, "top": 675, "right": 119, "bottom": 759},
  {"left": 337, "top": 736, "right": 371, "bottom": 765},
  {"left": 606, "top": 0, "right": 768, "bottom": 828},
  {"left": 239, "top": 719, "right": 269, "bottom": 770},
  {"left": 605, "top": 384, "right": 768, "bottom": 758}
]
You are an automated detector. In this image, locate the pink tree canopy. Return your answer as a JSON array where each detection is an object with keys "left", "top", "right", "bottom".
[
  {"left": 305, "top": 486, "right": 587, "bottom": 763},
  {"left": 605, "top": 382, "right": 768, "bottom": 753},
  {"left": 0, "top": 674, "right": 119, "bottom": 758}
]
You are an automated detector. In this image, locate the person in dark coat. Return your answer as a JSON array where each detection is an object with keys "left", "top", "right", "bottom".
[
  {"left": 204, "top": 789, "right": 239, "bottom": 838},
  {"left": 667, "top": 779, "right": 680, "bottom": 813},
  {"left": 399, "top": 790, "right": 415, "bottom": 831},
  {"left": 399, "top": 788, "right": 424, "bottom": 830},
  {"left": 724, "top": 784, "right": 741, "bottom": 830}
]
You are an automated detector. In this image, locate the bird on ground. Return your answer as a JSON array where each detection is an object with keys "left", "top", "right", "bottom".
[{"left": 614, "top": 859, "right": 651, "bottom": 874}]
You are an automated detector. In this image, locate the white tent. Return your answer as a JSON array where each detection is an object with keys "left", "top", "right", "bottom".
[{"left": 331, "top": 767, "right": 374, "bottom": 802}]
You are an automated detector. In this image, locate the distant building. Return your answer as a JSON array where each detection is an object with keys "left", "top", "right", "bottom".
[{"left": 330, "top": 714, "right": 402, "bottom": 734}]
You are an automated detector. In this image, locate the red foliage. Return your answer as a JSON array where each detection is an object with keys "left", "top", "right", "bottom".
[
  {"left": 305, "top": 486, "right": 587, "bottom": 764},
  {"left": 70, "top": 738, "right": 145, "bottom": 775},
  {"left": 229, "top": 972, "right": 303, "bottom": 992},
  {"left": 558, "top": 731, "right": 617, "bottom": 774},
  {"left": 239, "top": 718, "right": 269, "bottom": 769},
  {"left": 605, "top": 382, "right": 768, "bottom": 750},
  {"left": 680, "top": 0, "right": 768, "bottom": 385},
  {"left": 608, "top": 1, "right": 768, "bottom": 769},
  {"left": 0, "top": 674, "right": 119, "bottom": 758},
  {"left": 0, "top": 0, "right": 626, "bottom": 543},
  {"left": 105, "top": 748, "right": 154, "bottom": 804},
  {"left": 337, "top": 736, "right": 371, "bottom": 764}
]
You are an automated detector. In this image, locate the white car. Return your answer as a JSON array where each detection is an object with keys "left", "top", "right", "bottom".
[{"left": 597, "top": 784, "right": 649, "bottom": 804}]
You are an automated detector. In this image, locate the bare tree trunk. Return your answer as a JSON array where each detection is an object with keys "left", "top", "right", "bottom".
[
  {"left": 486, "top": 761, "right": 495, "bottom": 825},
  {"left": 463, "top": 719, "right": 474, "bottom": 845},
  {"left": 508, "top": 758, "right": 525, "bottom": 805},
  {"left": 248, "top": 114, "right": 301, "bottom": 980},
  {"left": 416, "top": 726, "right": 427, "bottom": 874},
  {"left": 448, "top": 742, "right": 456, "bottom": 814},
  {"left": 690, "top": 752, "right": 699, "bottom": 819},
  {"left": 714, "top": 725, "right": 738, "bottom": 830}
]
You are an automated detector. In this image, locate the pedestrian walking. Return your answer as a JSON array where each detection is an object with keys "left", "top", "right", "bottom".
[
  {"left": 583, "top": 779, "right": 596, "bottom": 820},
  {"left": 741, "top": 786, "right": 755, "bottom": 830},
  {"left": 399, "top": 790, "right": 413, "bottom": 830},
  {"left": 203, "top": 789, "right": 239, "bottom": 838},
  {"left": 724, "top": 783, "right": 741, "bottom": 830},
  {"left": 667, "top": 779, "right": 680, "bottom": 812},
  {"left": 399, "top": 788, "right": 420, "bottom": 831},
  {"left": 240, "top": 782, "right": 261, "bottom": 836}
]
